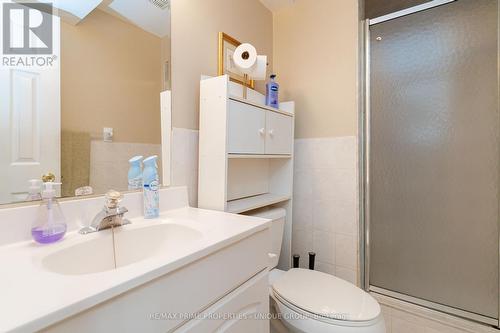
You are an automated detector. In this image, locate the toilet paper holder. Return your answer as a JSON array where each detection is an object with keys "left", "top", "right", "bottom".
[{"left": 232, "top": 43, "right": 267, "bottom": 99}]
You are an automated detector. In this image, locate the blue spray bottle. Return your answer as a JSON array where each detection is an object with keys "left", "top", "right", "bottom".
[
  {"left": 266, "top": 74, "right": 279, "bottom": 108},
  {"left": 128, "top": 155, "right": 143, "bottom": 190},
  {"left": 143, "top": 155, "right": 159, "bottom": 218}
]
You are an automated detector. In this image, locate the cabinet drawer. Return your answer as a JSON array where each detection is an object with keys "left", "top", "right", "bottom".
[
  {"left": 265, "top": 112, "right": 293, "bottom": 155},
  {"left": 228, "top": 100, "right": 265, "bottom": 154}
]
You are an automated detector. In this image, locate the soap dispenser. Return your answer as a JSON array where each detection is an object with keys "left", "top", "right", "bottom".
[
  {"left": 26, "top": 179, "right": 42, "bottom": 201},
  {"left": 265, "top": 74, "right": 279, "bottom": 108},
  {"left": 143, "top": 155, "right": 159, "bottom": 219},
  {"left": 31, "top": 182, "right": 67, "bottom": 244}
]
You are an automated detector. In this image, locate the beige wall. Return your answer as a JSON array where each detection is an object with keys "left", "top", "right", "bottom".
[
  {"left": 273, "top": 0, "right": 359, "bottom": 138},
  {"left": 171, "top": 0, "right": 273, "bottom": 130},
  {"left": 61, "top": 9, "right": 163, "bottom": 144}
]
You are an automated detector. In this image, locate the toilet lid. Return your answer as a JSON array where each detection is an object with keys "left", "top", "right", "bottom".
[{"left": 272, "top": 269, "right": 380, "bottom": 322}]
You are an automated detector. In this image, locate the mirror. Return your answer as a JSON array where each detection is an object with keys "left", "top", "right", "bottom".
[{"left": 0, "top": 0, "right": 171, "bottom": 205}]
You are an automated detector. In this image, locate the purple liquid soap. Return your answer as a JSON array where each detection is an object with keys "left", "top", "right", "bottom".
[{"left": 31, "top": 224, "right": 67, "bottom": 244}]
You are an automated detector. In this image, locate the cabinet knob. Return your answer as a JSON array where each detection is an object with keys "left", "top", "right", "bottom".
[
  {"left": 269, "top": 129, "right": 275, "bottom": 137},
  {"left": 259, "top": 128, "right": 265, "bottom": 136}
]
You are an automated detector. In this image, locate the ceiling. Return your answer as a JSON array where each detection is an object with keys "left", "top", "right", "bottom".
[
  {"left": 107, "top": 0, "right": 170, "bottom": 38},
  {"left": 32, "top": 0, "right": 102, "bottom": 21},
  {"left": 31, "top": 0, "right": 170, "bottom": 37},
  {"left": 259, "top": 0, "right": 296, "bottom": 13},
  {"left": 34, "top": 0, "right": 103, "bottom": 19}
]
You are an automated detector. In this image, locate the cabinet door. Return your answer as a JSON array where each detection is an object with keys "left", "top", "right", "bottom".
[
  {"left": 265, "top": 112, "right": 293, "bottom": 155},
  {"left": 176, "top": 271, "right": 269, "bottom": 333},
  {"left": 228, "top": 100, "right": 265, "bottom": 154}
]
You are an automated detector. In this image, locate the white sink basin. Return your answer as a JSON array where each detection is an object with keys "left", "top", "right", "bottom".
[{"left": 42, "top": 223, "right": 203, "bottom": 275}]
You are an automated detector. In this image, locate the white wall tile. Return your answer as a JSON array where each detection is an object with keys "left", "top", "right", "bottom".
[
  {"left": 294, "top": 139, "right": 315, "bottom": 171},
  {"left": 293, "top": 169, "right": 313, "bottom": 198},
  {"left": 312, "top": 199, "right": 335, "bottom": 232},
  {"left": 292, "top": 196, "right": 313, "bottom": 231},
  {"left": 311, "top": 137, "right": 357, "bottom": 170},
  {"left": 335, "top": 233, "right": 357, "bottom": 270},
  {"left": 330, "top": 136, "right": 357, "bottom": 170},
  {"left": 292, "top": 136, "right": 358, "bottom": 279},
  {"left": 312, "top": 168, "right": 337, "bottom": 201},
  {"left": 335, "top": 266, "right": 357, "bottom": 285},
  {"left": 316, "top": 261, "right": 335, "bottom": 275},
  {"left": 333, "top": 202, "right": 357, "bottom": 236},
  {"left": 292, "top": 228, "right": 313, "bottom": 269},
  {"left": 330, "top": 167, "right": 357, "bottom": 206},
  {"left": 313, "top": 230, "right": 335, "bottom": 264}
]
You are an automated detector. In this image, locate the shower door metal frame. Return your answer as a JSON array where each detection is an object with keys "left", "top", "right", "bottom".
[{"left": 359, "top": 0, "right": 500, "bottom": 327}]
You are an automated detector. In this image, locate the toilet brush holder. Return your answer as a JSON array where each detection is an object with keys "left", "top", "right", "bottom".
[
  {"left": 309, "top": 252, "right": 316, "bottom": 270},
  {"left": 293, "top": 254, "right": 300, "bottom": 268}
]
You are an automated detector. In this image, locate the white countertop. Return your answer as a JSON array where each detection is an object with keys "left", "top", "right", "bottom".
[{"left": 0, "top": 207, "right": 270, "bottom": 332}]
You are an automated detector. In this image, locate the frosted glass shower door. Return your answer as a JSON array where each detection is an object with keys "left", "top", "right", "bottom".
[{"left": 368, "top": 0, "right": 499, "bottom": 322}]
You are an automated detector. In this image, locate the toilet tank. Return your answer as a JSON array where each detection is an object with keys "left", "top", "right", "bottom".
[{"left": 247, "top": 207, "right": 286, "bottom": 269}]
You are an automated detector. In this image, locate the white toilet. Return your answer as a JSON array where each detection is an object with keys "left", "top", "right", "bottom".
[{"left": 250, "top": 208, "right": 385, "bottom": 333}]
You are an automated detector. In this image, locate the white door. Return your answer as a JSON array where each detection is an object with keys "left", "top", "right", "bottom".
[
  {"left": 0, "top": 10, "right": 60, "bottom": 203},
  {"left": 265, "top": 111, "right": 293, "bottom": 155},
  {"left": 227, "top": 100, "right": 266, "bottom": 154}
]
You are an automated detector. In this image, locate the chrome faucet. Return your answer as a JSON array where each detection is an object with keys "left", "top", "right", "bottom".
[{"left": 79, "top": 190, "right": 131, "bottom": 234}]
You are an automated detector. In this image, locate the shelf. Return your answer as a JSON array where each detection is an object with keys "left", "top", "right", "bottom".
[
  {"left": 226, "top": 193, "right": 291, "bottom": 214},
  {"left": 228, "top": 154, "right": 292, "bottom": 159},
  {"left": 229, "top": 96, "right": 294, "bottom": 117}
]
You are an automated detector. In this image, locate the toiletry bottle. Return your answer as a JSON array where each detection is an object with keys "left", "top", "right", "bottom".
[
  {"left": 26, "top": 179, "right": 42, "bottom": 201},
  {"left": 31, "top": 182, "right": 67, "bottom": 244},
  {"left": 143, "top": 155, "right": 159, "bottom": 219},
  {"left": 128, "top": 155, "right": 144, "bottom": 190},
  {"left": 266, "top": 74, "right": 279, "bottom": 108}
]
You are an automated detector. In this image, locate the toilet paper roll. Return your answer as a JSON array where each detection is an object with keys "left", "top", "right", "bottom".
[
  {"left": 233, "top": 43, "right": 258, "bottom": 74},
  {"left": 252, "top": 55, "right": 267, "bottom": 80}
]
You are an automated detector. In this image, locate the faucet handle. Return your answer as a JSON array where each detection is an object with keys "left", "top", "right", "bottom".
[{"left": 105, "top": 190, "right": 123, "bottom": 209}]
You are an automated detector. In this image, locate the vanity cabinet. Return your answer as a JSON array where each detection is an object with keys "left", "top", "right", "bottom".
[{"left": 42, "top": 229, "right": 270, "bottom": 333}]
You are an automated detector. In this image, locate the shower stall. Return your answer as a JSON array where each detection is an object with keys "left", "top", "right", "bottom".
[{"left": 362, "top": 0, "right": 500, "bottom": 326}]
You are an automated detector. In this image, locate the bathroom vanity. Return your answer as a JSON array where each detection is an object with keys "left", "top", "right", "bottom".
[{"left": 0, "top": 187, "right": 271, "bottom": 332}]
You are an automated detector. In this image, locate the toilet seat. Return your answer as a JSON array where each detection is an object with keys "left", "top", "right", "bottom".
[
  {"left": 272, "top": 290, "right": 381, "bottom": 328},
  {"left": 272, "top": 268, "right": 380, "bottom": 322},
  {"left": 270, "top": 269, "right": 385, "bottom": 333},
  {"left": 271, "top": 293, "right": 385, "bottom": 333}
]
